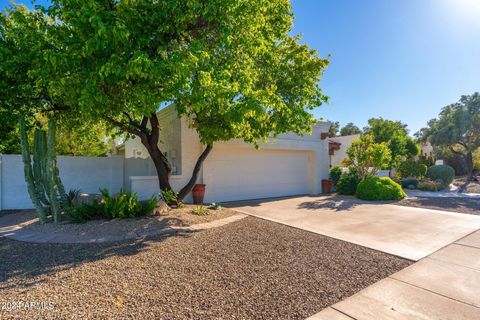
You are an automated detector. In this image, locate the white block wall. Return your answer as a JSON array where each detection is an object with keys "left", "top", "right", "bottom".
[{"left": 0, "top": 155, "right": 125, "bottom": 210}]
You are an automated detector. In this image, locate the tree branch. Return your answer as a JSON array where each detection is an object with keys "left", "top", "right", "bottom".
[{"left": 178, "top": 144, "right": 213, "bottom": 200}]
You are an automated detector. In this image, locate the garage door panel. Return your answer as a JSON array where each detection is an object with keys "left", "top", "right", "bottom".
[{"left": 204, "top": 148, "right": 311, "bottom": 202}]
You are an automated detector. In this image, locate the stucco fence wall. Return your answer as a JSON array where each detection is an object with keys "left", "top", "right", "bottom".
[{"left": 0, "top": 155, "right": 156, "bottom": 210}]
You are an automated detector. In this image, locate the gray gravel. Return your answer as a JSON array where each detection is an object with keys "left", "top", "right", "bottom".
[
  {"left": 0, "top": 217, "right": 411, "bottom": 319},
  {"left": 397, "top": 197, "right": 480, "bottom": 215}
]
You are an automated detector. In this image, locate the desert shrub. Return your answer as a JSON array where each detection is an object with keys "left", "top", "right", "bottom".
[
  {"left": 336, "top": 174, "right": 360, "bottom": 195},
  {"left": 427, "top": 165, "right": 455, "bottom": 186},
  {"left": 401, "top": 178, "right": 419, "bottom": 189},
  {"left": 160, "top": 189, "right": 178, "bottom": 204},
  {"left": 417, "top": 179, "right": 444, "bottom": 192},
  {"left": 329, "top": 166, "right": 343, "bottom": 185},
  {"left": 356, "top": 176, "right": 406, "bottom": 201},
  {"left": 397, "top": 160, "right": 428, "bottom": 179},
  {"left": 210, "top": 202, "right": 221, "bottom": 210},
  {"left": 67, "top": 202, "right": 102, "bottom": 223},
  {"left": 191, "top": 206, "right": 210, "bottom": 216},
  {"left": 68, "top": 189, "right": 157, "bottom": 223}
]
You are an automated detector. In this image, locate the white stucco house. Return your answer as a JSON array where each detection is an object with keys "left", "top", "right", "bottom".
[
  {"left": 125, "top": 105, "right": 332, "bottom": 203},
  {"left": 328, "top": 134, "right": 360, "bottom": 168}
]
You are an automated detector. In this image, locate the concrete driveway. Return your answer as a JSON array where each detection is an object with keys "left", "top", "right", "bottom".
[{"left": 227, "top": 195, "right": 480, "bottom": 261}]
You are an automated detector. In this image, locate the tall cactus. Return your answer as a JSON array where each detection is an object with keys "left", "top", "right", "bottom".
[{"left": 19, "top": 117, "right": 70, "bottom": 223}]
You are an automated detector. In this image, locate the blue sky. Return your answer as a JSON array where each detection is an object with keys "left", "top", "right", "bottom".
[{"left": 2, "top": 0, "right": 480, "bottom": 135}]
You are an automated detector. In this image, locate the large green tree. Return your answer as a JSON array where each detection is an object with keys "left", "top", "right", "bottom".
[
  {"left": 417, "top": 93, "right": 480, "bottom": 190},
  {"left": 363, "top": 118, "right": 419, "bottom": 168},
  {"left": 0, "top": 1, "right": 328, "bottom": 200}
]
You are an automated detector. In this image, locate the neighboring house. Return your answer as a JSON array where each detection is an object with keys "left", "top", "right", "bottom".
[
  {"left": 328, "top": 134, "right": 361, "bottom": 168},
  {"left": 125, "top": 105, "right": 332, "bottom": 203}
]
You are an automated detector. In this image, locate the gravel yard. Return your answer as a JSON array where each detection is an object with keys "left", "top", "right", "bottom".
[
  {"left": 5, "top": 206, "right": 238, "bottom": 238},
  {"left": 453, "top": 177, "right": 480, "bottom": 194},
  {"left": 396, "top": 197, "right": 479, "bottom": 215},
  {"left": 0, "top": 216, "right": 411, "bottom": 319}
]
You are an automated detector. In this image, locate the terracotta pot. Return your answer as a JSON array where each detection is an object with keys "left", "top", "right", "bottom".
[
  {"left": 192, "top": 184, "right": 206, "bottom": 204},
  {"left": 322, "top": 179, "right": 332, "bottom": 193}
]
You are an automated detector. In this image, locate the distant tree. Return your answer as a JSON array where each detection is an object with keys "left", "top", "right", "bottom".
[
  {"left": 327, "top": 120, "right": 340, "bottom": 137},
  {"left": 417, "top": 93, "right": 480, "bottom": 191},
  {"left": 364, "top": 118, "right": 419, "bottom": 168},
  {"left": 339, "top": 122, "right": 362, "bottom": 136}
]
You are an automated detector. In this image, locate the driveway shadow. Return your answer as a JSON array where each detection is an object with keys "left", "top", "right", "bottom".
[{"left": 296, "top": 194, "right": 395, "bottom": 212}]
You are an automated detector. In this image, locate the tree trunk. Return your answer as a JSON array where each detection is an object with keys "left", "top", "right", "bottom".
[
  {"left": 457, "top": 150, "right": 474, "bottom": 193},
  {"left": 177, "top": 144, "right": 213, "bottom": 200},
  {"left": 138, "top": 132, "right": 173, "bottom": 192}
]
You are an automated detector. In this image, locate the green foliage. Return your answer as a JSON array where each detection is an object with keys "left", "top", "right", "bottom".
[
  {"left": 356, "top": 177, "right": 406, "bottom": 201},
  {"left": 417, "top": 179, "right": 444, "bottom": 192},
  {"left": 0, "top": 1, "right": 329, "bottom": 197},
  {"left": 210, "top": 202, "right": 221, "bottom": 210},
  {"left": 329, "top": 166, "right": 343, "bottom": 185},
  {"left": 418, "top": 152, "right": 435, "bottom": 167},
  {"left": 427, "top": 165, "right": 455, "bottom": 186},
  {"left": 68, "top": 189, "right": 157, "bottom": 223},
  {"left": 340, "top": 123, "right": 362, "bottom": 136},
  {"left": 100, "top": 189, "right": 156, "bottom": 219},
  {"left": 400, "top": 178, "right": 419, "bottom": 189},
  {"left": 397, "top": 160, "right": 428, "bottom": 179},
  {"left": 364, "top": 118, "right": 418, "bottom": 168},
  {"left": 336, "top": 174, "right": 360, "bottom": 195},
  {"left": 19, "top": 117, "right": 70, "bottom": 223},
  {"left": 417, "top": 93, "right": 480, "bottom": 178},
  {"left": 346, "top": 134, "right": 392, "bottom": 180},
  {"left": 191, "top": 206, "right": 211, "bottom": 216},
  {"left": 327, "top": 121, "right": 340, "bottom": 137},
  {"left": 160, "top": 189, "right": 179, "bottom": 205}
]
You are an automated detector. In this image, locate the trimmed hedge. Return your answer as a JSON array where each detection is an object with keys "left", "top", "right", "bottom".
[
  {"left": 398, "top": 160, "right": 428, "bottom": 179},
  {"left": 336, "top": 174, "right": 359, "bottom": 195},
  {"left": 356, "top": 176, "right": 406, "bottom": 201},
  {"left": 427, "top": 165, "right": 454, "bottom": 186}
]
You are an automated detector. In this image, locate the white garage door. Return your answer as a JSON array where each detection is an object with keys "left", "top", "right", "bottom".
[{"left": 203, "top": 147, "right": 311, "bottom": 203}]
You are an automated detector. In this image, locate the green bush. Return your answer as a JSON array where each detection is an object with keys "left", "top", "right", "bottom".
[
  {"left": 191, "top": 206, "right": 211, "bottom": 216},
  {"left": 417, "top": 179, "right": 444, "bottom": 192},
  {"left": 67, "top": 189, "right": 157, "bottom": 223},
  {"left": 427, "top": 165, "right": 455, "bottom": 186},
  {"left": 400, "top": 178, "right": 419, "bottom": 189},
  {"left": 356, "top": 176, "right": 406, "bottom": 201},
  {"left": 336, "top": 174, "right": 360, "bottom": 195},
  {"left": 397, "top": 160, "right": 428, "bottom": 178},
  {"left": 329, "top": 166, "right": 343, "bottom": 185}
]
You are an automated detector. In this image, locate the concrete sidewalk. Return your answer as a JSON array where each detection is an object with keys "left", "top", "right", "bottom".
[
  {"left": 228, "top": 195, "right": 480, "bottom": 260},
  {"left": 309, "top": 229, "right": 480, "bottom": 320}
]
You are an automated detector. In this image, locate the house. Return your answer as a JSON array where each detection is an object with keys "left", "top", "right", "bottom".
[
  {"left": 328, "top": 134, "right": 361, "bottom": 168},
  {"left": 125, "top": 105, "right": 332, "bottom": 203}
]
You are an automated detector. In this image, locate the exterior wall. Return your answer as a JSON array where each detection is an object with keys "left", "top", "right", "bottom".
[
  {"left": 329, "top": 134, "right": 361, "bottom": 167},
  {"left": 0, "top": 155, "right": 125, "bottom": 210},
  {"left": 130, "top": 118, "right": 331, "bottom": 203}
]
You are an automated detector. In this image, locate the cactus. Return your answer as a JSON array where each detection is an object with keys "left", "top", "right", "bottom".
[{"left": 19, "top": 117, "right": 70, "bottom": 223}]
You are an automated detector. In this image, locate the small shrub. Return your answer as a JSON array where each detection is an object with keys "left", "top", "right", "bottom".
[
  {"left": 160, "top": 189, "right": 179, "bottom": 205},
  {"left": 427, "top": 165, "right": 455, "bottom": 186},
  {"left": 68, "top": 189, "right": 157, "bottom": 223},
  {"left": 210, "top": 202, "right": 221, "bottom": 210},
  {"left": 67, "top": 189, "right": 81, "bottom": 206},
  {"left": 191, "top": 206, "right": 210, "bottom": 216},
  {"left": 400, "top": 178, "right": 419, "bottom": 189},
  {"left": 397, "top": 160, "right": 428, "bottom": 179},
  {"left": 336, "top": 174, "right": 360, "bottom": 195},
  {"left": 329, "top": 166, "right": 343, "bottom": 185},
  {"left": 417, "top": 179, "right": 444, "bottom": 192},
  {"left": 356, "top": 176, "right": 406, "bottom": 201}
]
